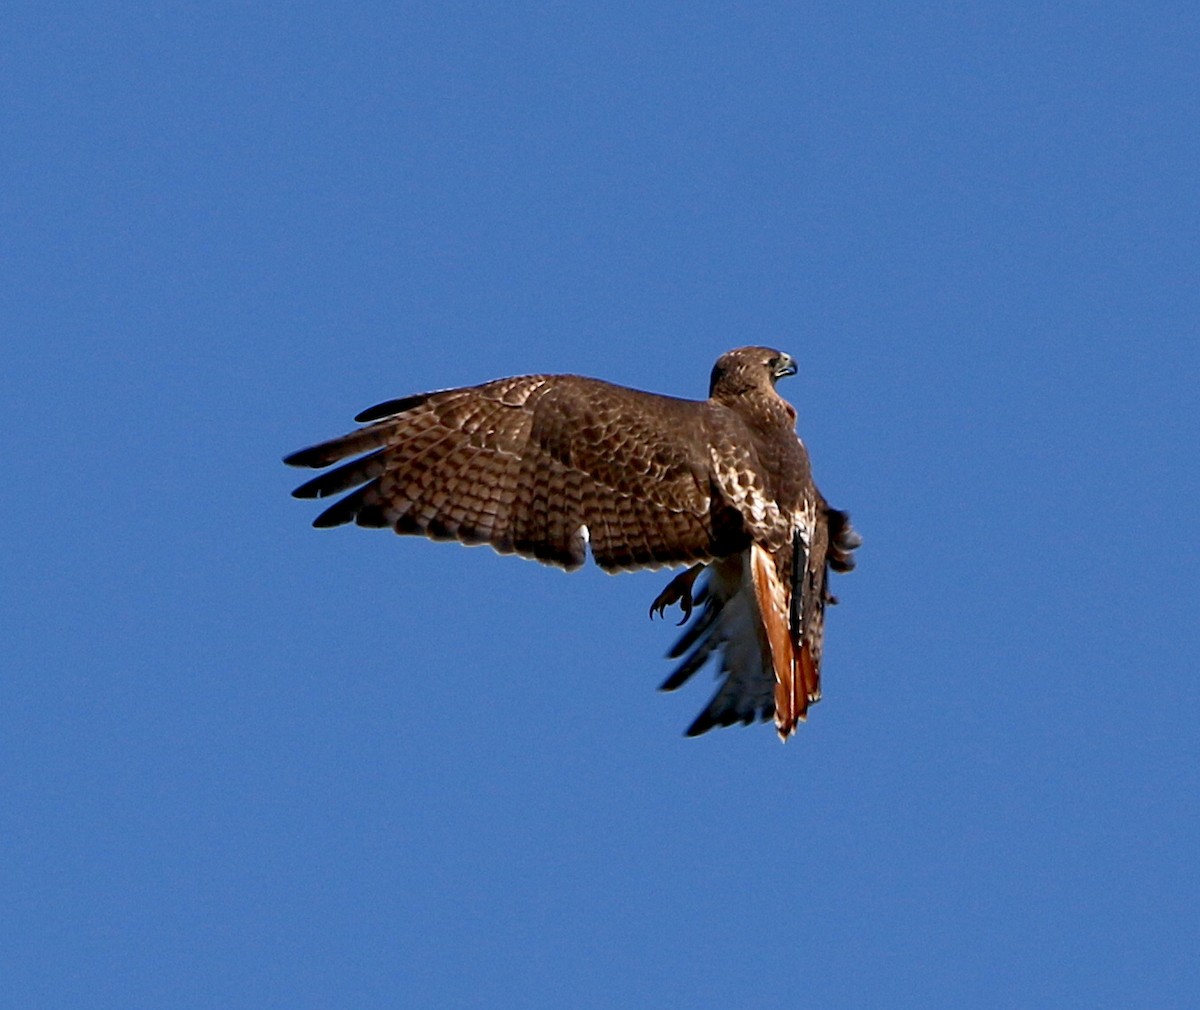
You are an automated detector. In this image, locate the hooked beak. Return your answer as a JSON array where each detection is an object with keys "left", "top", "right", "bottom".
[{"left": 772, "top": 354, "right": 797, "bottom": 380}]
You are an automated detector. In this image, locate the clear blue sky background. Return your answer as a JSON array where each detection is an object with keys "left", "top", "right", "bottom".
[{"left": 3, "top": 3, "right": 1197, "bottom": 1007}]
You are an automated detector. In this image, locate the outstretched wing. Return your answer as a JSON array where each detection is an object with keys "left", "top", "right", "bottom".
[{"left": 284, "top": 374, "right": 733, "bottom": 572}]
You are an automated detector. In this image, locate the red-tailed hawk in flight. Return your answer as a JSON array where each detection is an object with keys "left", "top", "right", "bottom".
[{"left": 284, "top": 347, "right": 860, "bottom": 739}]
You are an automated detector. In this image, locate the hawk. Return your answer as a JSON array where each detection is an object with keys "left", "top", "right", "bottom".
[{"left": 284, "top": 347, "right": 860, "bottom": 739}]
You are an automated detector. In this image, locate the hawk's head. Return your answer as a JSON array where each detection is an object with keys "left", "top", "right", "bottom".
[{"left": 709, "top": 346, "right": 797, "bottom": 399}]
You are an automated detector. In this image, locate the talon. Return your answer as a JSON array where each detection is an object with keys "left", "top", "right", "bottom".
[{"left": 649, "top": 563, "right": 705, "bottom": 624}]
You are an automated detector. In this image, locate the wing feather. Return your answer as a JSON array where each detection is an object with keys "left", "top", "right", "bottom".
[
  {"left": 659, "top": 555, "right": 777, "bottom": 734},
  {"left": 285, "top": 375, "right": 728, "bottom": 572},
  {"left": 658, "top": 502, "right": 860, "bottom": 738}
]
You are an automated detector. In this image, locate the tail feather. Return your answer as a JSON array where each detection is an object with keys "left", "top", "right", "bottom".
[{"left": 750, "top": 544, "right": 809, "bottom": 740}]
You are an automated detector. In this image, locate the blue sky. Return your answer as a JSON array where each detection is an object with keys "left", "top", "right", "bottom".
[{"left": 2, "top": 3, "right": 1197, "bottom": 1007}]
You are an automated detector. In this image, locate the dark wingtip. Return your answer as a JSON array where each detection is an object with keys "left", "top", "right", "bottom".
[
  {"left": 354, "top": 393, "right": 430, "bottom": 423},
  {"left": 291, "top": 473, "right": 325, "bottom": 499},
  {"left": 684, "top": 705, "right": 772, "bottom": 737},
  {"left": 311, "top": 499, "right": 356, "bottom": 528},
  {"left": 658, "top": 667, "right": 692, "bottom": 692},
  {"left": 307, "top": 485, "right": 382, "bottom": 528},
  {"left": 283, "top": 446, "right": 323, "bottom": 468},
  {"left": 827, "top": 508, "right": 862, "bottom": 572}
]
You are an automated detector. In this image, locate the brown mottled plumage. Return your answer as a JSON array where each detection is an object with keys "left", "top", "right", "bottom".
[{"left": 284, "top": 347, "right": 860, "bottom": 739}]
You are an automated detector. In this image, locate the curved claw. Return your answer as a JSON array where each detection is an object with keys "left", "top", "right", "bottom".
[{"left": 649, "top": 563, "right": 706, "bottom": 625}]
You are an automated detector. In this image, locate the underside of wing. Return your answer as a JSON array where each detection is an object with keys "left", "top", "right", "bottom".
[
  {"left": 657, "top": 554, "right": 779, "bottom": 736},
  {"left": 657, "top": 502, "right": 861, "bottom": 739},
  {"left": 285, "top": 375, "right": 737, "bottom": 572},
  {"left": 656, "top": 547, "right": 817, "bottom": 740}
]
